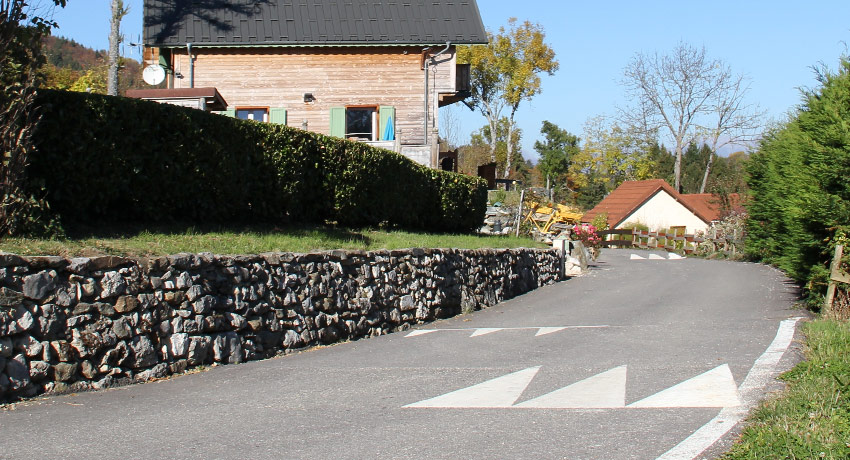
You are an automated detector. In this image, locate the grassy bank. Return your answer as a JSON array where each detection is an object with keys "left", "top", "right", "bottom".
[
  {"left": 0, "top": 225, "right": 546, "bottom": 257},
  {"left": 721, "top": 319, "right": 850, "bottom": 459}
]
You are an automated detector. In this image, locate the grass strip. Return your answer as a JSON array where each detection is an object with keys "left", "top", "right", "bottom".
[
  {"left": 721, "top": 319, "right": 850, "bottom": 460},
  {"left": 0, "top": 225, "right": 546, "bottom": 257}
]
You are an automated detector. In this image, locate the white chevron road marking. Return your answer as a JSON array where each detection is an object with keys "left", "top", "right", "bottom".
[
  {"left": 404, "top": 367, "right": 541, "bottom": 408},
  {"left": 629, "top": 364, "right": 742, "bottom": 408},
  {"left": 469, "top": 328, "right": 504, "bottom": 337},
  {"left": 516, "top": 366, "right": 627, "bottom": 409}
]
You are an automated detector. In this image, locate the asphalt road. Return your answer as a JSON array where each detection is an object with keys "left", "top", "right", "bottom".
[{"left": 0, "top": 249, "right": 803, "bottom": 460}]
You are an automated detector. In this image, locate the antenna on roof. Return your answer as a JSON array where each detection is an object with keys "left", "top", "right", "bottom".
[{"left": 125, "top": 34, "right": 143, "bottom": 60}]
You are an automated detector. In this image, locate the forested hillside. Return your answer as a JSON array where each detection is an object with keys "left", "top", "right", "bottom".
[{"left": 41, "top": 35, "right": 144, "bottom": 94}]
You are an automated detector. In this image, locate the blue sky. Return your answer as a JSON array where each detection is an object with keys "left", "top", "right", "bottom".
[{"left": 50, "top": 1, "right": 850, "bottom": 161}]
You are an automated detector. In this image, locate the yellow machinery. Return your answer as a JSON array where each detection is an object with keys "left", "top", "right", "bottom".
[{"left": 523, "top": 202, "right": 583, "bottom": 236}]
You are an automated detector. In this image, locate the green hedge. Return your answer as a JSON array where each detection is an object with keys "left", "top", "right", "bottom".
[
  {"left": 30, "top": 90, "right": 486, "bottom": 233},
  {"left": 746, "top": 57, "right": 850, "bottom": 302}
]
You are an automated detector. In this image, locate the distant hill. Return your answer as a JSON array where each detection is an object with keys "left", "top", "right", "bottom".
[{"left": 42, "top": 35, "right": 147, "bottom": 94}]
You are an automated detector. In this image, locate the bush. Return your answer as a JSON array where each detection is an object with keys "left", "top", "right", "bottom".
[
  {"left": 30, "top": 90, "right": 486, "bottom": 233},
  {"left": 746, "top": 57, "right": 850, "bottom": 304}
]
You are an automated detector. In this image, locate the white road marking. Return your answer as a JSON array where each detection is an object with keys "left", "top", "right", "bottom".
[
  {"left": 516, "top": 366, "right": 627, "bottom": 409},
  {"left": 470, "top": 328, "right": 504, "bottom": 337},
  {"left": 648, "top": 254, "right": 666, "bottom": 260},
  {"left": 404, "top": 326, "right": 609, "bottom": 338},
  {"left": 668, "top": 253, "right": 685, "bottom": 260},
  {"left": 654, "top": 317, "right": 803, "bottom": 460},
  {"left": 631, "top": 254, "right": 647, "bottom": 260},
  {"left": 404, "top": 366, "right": 541, "bottom": 408},
  {"left": 628, "top": 364, "right": 741, "bottom": 408},
  {"left": 535, "top": 327, "right": 568, "bottom": 337},
  {"left": 404, "top": 330, "right": 438, "bottom": 337}
]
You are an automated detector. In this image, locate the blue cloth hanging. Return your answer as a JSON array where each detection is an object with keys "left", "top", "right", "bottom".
[{"left": 383, "top": 116, "right": 395, "bottom": 141}]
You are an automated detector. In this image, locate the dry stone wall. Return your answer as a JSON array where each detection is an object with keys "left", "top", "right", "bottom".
[{"left": 0, "top": 248, "right": 561, "bottom": 401}]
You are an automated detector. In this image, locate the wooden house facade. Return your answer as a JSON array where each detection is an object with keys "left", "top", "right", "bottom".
[{"left": 140, "top": 0, "right": 487, "bottom": 168}]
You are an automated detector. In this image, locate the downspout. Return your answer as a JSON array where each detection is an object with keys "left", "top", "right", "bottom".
[
  {"left": 187, "top": 42, "right": 194, "bottom": 88},
  {"left": 430, "top": 41, "right": 451, "bottom": 130},
  {"left": 423, "top": 41, "right": 451, "bottom": 145}
]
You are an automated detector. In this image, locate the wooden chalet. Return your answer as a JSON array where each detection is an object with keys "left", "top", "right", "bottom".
[{"left": 137, "top": 0, "right": 487, "bottom": 168}]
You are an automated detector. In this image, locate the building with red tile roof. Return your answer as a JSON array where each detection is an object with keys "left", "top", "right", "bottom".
[{"left": 581, "top": 179, "right": 738, "bottom": 233}]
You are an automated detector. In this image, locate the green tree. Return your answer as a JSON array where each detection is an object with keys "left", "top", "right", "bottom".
[
  {"left": 458, "top": 18, "right": 558, "bottom": 177},
  {"left": 70, "top": 64, "right": 107, "bottom": 93},
  {"left": 747, "top": 57, "right": 850, "bottom": 304},
  {"left": 570, "top": 116, "right": 655, "bottom": 193},
  {"left": 468, "top": 117, "right": 523, "bottom": 178},
  {"left": 534, "top": 120, "right": 578, "bottom": 201}
]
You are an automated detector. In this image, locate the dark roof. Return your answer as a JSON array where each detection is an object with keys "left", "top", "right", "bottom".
[
  {"left": 581, "top": 179, "right": 714, "bottom": 227},
  {"left": 144, "top": 0, "right": 488, "bottom": 47}
]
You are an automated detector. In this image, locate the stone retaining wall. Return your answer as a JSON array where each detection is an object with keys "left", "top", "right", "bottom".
[{"left": 0, "top": 248, "right": 561, "bottom": 401}]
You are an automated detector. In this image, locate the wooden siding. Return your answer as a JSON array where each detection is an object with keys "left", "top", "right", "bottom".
[{"left": 170, "top": 46, "right": 457, "bottom": 146}]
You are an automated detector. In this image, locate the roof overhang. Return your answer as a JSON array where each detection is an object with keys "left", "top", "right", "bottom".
[
  {"left": 125, "top": 87, "right": 228, "bottom": 111},
  {"left": 150, "top": 41, "right": 487, "bottom": 49}
]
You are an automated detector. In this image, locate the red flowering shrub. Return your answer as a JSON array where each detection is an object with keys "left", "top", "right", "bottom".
[{"left": 572, "top": 223, "right": 602, "bottom": 249}]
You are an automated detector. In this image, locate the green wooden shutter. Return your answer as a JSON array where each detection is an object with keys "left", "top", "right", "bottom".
[
  {"left": 330, "top": 107, "right": 345, "bottom": 137},
  {"left": 270, "top": 108, "right": 287, "bottom": 125},
  {"left": 379, "top": 106, "right": 395, "bottom": 141},
  {"left": 224, "top": 109, "right": 236, "bottom": 118}
]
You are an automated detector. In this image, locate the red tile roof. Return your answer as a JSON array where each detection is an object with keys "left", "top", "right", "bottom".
[
  {"left": 581, "top": 179, "right": 720, "bottom": 227},
  {"left": 679, "top": 193, "right": 744, "bottom": 222}
]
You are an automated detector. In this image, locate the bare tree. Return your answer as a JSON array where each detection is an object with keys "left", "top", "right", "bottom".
[
  {"left": 107, "top": 0, "right": 128, "bottom": 96},
  {"left": 698, "top": 75, "right": 764, "bottom": 193},
  {"left": 621, "top": 43, "right": 759, "bottom": 191},
  {"left": 438, "top": 104, "right": 462, "bottom": 149}
]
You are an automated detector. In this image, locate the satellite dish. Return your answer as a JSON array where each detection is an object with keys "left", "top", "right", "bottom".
[{"left": 143, "top": 65, "right": 166, "bottom": 86}]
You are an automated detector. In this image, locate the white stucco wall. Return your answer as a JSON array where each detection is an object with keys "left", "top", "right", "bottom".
[{"left": 616, "top": 191, "right": 709, "bottom": 233}]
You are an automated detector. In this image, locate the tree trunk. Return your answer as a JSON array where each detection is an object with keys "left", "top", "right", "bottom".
[
  {"left": 487, "top": 114, "right": 498, "bottom": 164},
  {"left": 699, "top": 151, "right": 715, "bottom": 194},
  {"left": 107, "top": 0, "right": 124, "bottom": 96},
  {"left": 673, "top": 146, "right": 682, "bottom": 192},
  {"left": 503, "top": 121, "right": 515, "bottom": 179}
]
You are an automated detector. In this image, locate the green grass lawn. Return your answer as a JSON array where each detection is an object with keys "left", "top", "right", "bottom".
[
  {"left": 0, "top": 225, "right": 546, "bottom": 257},
  {"left": 721, "top": 319, "right": 850, "bottom": 459}
]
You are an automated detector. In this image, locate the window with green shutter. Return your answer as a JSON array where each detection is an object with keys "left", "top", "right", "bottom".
[
  {"left": 330, "top": 107, "right": 346, "bottom": 138},
  {"left": 269, "top": 108, "right": 287, "bottom": 125}
]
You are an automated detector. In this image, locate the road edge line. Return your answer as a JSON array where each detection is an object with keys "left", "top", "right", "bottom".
[{"left": 654, "top": 316, "right": 803, "bottom": 460}]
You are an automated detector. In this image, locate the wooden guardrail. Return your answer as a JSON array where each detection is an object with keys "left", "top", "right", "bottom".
[{"left": 597, "top": 228, "right": 744, "bottom": 256}]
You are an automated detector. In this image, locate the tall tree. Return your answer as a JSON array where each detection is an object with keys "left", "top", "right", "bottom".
[
  {"left": 570, "top": 116, "right": 655, "bottom": 193},
  {"left": 458, "top": 18, "right": 558, "bottom": 176},
  {"left": 621, "top": 42, "right": 759, "bottom": 191},
  {"left": 534, "top": 120, "right": 578, "bottom": 197},
  {"left": 1, "top": 0, "right": 66, "bottom": 236},
  {"left": 107, "top": 0, "right": 128, "bottom": 96},
  {"left": 698, "top": 75, "right": 763, "bottom": 192}
]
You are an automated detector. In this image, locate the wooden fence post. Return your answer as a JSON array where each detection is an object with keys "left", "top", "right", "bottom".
[
  {"left": 515, "top": 190, "right": 525, "bottom": 238},
  {"left": 825, "top": 244, "right": 844, "bottom": 313}
]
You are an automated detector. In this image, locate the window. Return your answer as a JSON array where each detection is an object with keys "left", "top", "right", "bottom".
[
  {"left": 330, "top": 106, "right": 395, "bottom": 141},
  {"left": 236, "top": 108, "right": 268, "bottom": 122},
  {"left": 345, "top": 106, "right": 377, "bottom": 141},
  {"left": 226, "top": 108, "right": 286, "bottom": 124}
]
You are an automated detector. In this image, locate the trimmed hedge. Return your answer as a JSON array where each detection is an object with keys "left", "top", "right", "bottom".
[{"left": 31, "top": 90, "right": 486, "bottom": 233}]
